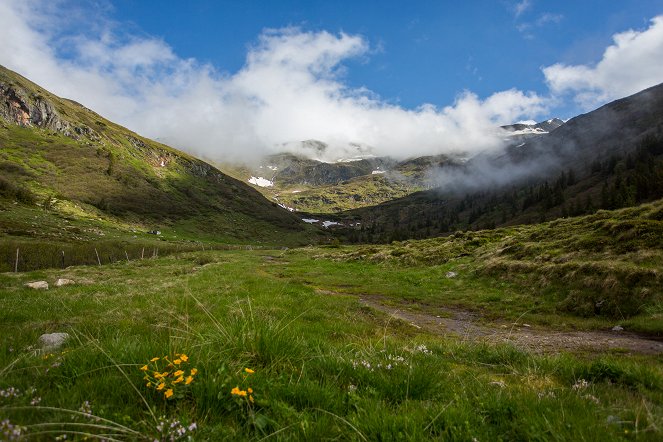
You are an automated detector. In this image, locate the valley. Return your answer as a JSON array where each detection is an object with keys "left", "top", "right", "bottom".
[{"left": 1, "top": 63, "right": 662, "bottom": 441}]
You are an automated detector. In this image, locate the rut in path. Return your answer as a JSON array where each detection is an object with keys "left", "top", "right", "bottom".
[{"left": 317, "top": 290, "right": 663, "bottom": 355}]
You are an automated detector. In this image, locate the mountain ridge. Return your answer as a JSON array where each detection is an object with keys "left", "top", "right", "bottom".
[{"left": 0, "top": 65, "right": 321, "bottom": 245}]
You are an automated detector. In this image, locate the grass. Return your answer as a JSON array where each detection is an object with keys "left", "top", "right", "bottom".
[
  {"left": 1, "top": 248, "right": 662, "bottom": 440},
  {"left": 325, "top": 199, "right": 663, "bottom": 334},
  {"left": 0, "top": 66, "right": 324, "bottom": 247}
]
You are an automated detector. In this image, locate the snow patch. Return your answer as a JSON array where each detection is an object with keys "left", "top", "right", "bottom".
[
  {"left": 372, "top": 170, "right": 386, "bottom": 174},
  {"left": 278, "top": 203, "right": 295, "bottom": 212},
  {"left": 248, "top": 176, "right": 274, "bottom": 187},
  {"left": 267, "top": 165, "right": 278, "bottom": 171},
  {"left": 506, "top": 127, "right": 548, "bottom": 136},
  {"left": 302, "top": 218, "right": 319, "bottom": 224},
  {"left": 322, "top": 221, "right": 340, "bottom": 228}
]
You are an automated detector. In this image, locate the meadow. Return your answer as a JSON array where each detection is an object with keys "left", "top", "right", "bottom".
[{"left": 1, "top": 247, "right": 662, "bottom": 440}]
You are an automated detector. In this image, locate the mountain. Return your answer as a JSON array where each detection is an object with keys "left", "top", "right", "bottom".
[
  {"left": 219, "top": 119, "right": 563, "bottom": 214},
  {"left": 501, "top": 118, "right": 564, "bottom": 135},
  {"left": 0, "top": 65, "right": 322, "bottom": 245},
  {"left": 338, "top": 83, "right": 663, "bottom": 242}
]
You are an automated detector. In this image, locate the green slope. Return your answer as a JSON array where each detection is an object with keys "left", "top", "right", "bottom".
[
  {"left": 328, "top": 198, "right": 663, "bottom": 333},
  {"left": 0, "top": 65, "right": 324, "bottom": 248}
]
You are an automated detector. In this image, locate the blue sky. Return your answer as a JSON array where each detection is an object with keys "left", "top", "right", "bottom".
[
  {"left": 1, "top": 0, "right": 662, "bottom": 160},
  {"left": 107, "top": 0, "right": 663, "bottom": 115}
]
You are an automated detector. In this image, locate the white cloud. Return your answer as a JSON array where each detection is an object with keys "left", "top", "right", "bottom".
[
  {"left": 513, "top": 0, "right": 532, "bottom": 18},
  {"left": 543, "top": 15, "right": 663, "bottom": 109},
  {"left": 0, "top": 0, "right": 550, "bottom": 162}
]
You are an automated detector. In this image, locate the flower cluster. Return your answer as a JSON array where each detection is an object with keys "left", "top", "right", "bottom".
[
  {"left": 572, "top": 379, "right": 590, "bottom": 391},
  {"left": 154, "top": 416, "right": 197, "bottom": 442},
  {"left": 1, "top": 419, "right": 25, "bottom": 441},
  {"left": 0, "top": 386, "right": 41, "bottom": 406},
  {"left": 230, "top": 368, "right": 256, "bottom": 404},
  {"left": 351, "top": 354, "right": 408, "bottom": 372},
  {"left": 141, "top": 353, "right": 197, "bottom": 400},
  {"left": 413, "top": 344, "right": 432, "bottom": 355}
]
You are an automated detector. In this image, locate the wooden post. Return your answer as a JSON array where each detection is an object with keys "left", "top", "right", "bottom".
[
  {"left": 141, "top": 247, "right": 145, "bottom": 260},
  {"left": 61, "top": 250, "right": 65, "bottom": 269},
  {"left": 15, "top": 248, "right": 19, "bottom": 273},
  {"left": 125, "top": 250, "right": 130, "bottom": 263},
  {"left": 94, "top": 248, "right": 101, "bottom": 266}
]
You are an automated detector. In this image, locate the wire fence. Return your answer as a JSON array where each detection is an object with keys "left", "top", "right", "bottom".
[{"left": 1, "top": 240, "right": 267, "bottom": 273}]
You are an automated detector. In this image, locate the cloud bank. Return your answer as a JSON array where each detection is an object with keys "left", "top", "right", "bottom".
[
  {"left": 0, "top": 1, "right": 661, "bottom": 163},
  {"left": 543, "top": 15, "right": 663, "bottom": 109},
  {"left": 0, "top": 0, "right": 550, "bottom": 162}
]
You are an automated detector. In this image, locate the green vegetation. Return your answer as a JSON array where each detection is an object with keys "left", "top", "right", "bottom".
[
  {"left": 344, "top": 135, "right": 663, "bottom": 243},
  {"left": 0, "top": 66, "right": 322, "bottom": 247},
  {"left": 2, "top": 249, "right": 662, "bottom": 440},
  {"left": 276, "top": 175, "right": 421, "bottom": 213},
  {"left": 328, "top": 198, "right": 663, "bottom": 334},
  {"left": 2, "top": 65, "right": 662, "bottom": 440}
]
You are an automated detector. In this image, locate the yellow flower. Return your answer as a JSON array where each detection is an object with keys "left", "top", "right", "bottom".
[
  {"left": 154, "top": 372, "right": 163, "bottom": 379},
  {"left": 164, "top": 389, "right": 173, "bottom": 399},
  {"left": 185, "top": 376, "right": 193, "bottom": 385},
  {"left": 249, "top": 395, "right": 254, "bottom": 403},
  {"left": 173, "top": 359, "right": 182, "bottom": 365},
  {"left": 248, "top": 388, "right": 253, "bottom": 394},
  {"left": 179, "top": 354, "right": 189, "bottom": 362},
  {"left": 190, "top": 368, "right": 198, "bottom": 376},
  {"left": 140, "top": 365, "right": 148, "bottom": 371},
  {"left": 244, "top": 368, "right": 254, "bottom": 374},
  {"left": 146, "top": 382, "right": 152, "bottom": 387},
  {"left": 231, "top": 386, "right": 242, "bottom": 396},
  {"left": 150, "top": 357, "right": 159, "bottom": 362},
  {"left": 161, "top": 371, "right": 169, "bottom": 378},
  {"left": 174, "top": 370, "right": 184, "bottom": 377},
  {"left": 173, "top": 376, "right": 184, "bottom": 384},
  {"left": 156, "top": 383, "right": 165, "bottom": 391}
]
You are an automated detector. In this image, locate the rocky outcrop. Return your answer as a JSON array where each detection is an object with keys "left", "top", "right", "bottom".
[
  {"left": 0, "top": 82, "right": 65, "bottom": 130},
  {"left": 0, "top": 77, "right": 100, "bottom": 141}
]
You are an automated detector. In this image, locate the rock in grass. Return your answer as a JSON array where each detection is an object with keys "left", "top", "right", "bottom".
[
  {"left": 38, "top": 332, "right": 69, "bottom": 351},
  {"left": 446, "top": 271, "right": 457, "bottom": 278},
  {"left": 25, "top": 281, "right": 49, "bottom": 290},
  {"left": 55, "top": 278, "right": 75, "bottom": 287},
  {"left": 612, "top": 325, "right": 624, "bottom": 332}
]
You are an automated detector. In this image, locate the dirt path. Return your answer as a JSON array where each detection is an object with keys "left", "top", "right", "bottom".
[{"left": 316, "top": 290, "right": 663, "bottom": 355}]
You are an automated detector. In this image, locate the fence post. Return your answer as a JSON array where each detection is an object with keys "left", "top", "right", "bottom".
[
  {"left": 15, "top": 248, "right": 19, "bottom": 273},
  {"left": 125, "top": 251, "right": 130, "bottom": 263},
  {"left": 141, "top": 247, "right": 145, "bottom": 260},
  {"left": 94, "top": 248, "right": 101, "bottom": 266},
  {"left": 61, "top": 250, "right": 65, "bottom": 269}
]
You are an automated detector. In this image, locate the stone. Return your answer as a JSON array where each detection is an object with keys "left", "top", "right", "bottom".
[
  {"left": 446, "top": 271, "right": 457, "bottom": 278},
  {"left": 612, "top": 325, "right": 624, "bottom": 332},
  {"left": 55, "top": 278, "right": 75, "bottom": 287},
  {"left": 25, "top": 281, "right": 48, "bottom": 290},
  {"left": 38, "top": 332, "right": 70, "bottom": 351}
]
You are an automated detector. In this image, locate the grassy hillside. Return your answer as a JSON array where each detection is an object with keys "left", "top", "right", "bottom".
[
  {"left": 0, "top": 65, "right": 323, "bottom": 248},
  {"left": 328, "top": 198, "right": 663, "bottom": 333},
  {"left": 1, "top": 246, "right": 661, "bottom": 440}
]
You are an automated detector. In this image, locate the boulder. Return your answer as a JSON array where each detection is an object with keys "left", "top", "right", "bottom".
[
  {"left": 612, "top": 325, "right": 624, "bottom": 332},
  {"left": 55, "top": 278, "right": 75, "bottom": 287},
  {"left": 446, "top": 271, "right": 457, "bottom": 278},
  {"left": 38, "top": 332, "right": 69, "bottom": 351},
  {"left": 25, "top": 281, "right": 49, "bottom": 290}
]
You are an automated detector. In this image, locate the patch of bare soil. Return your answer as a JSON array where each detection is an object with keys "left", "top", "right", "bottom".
[{"left": 316, "top": 290, "right": 663, "bottom": 355}]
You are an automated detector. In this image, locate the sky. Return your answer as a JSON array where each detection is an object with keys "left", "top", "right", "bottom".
[{"left": 1, "top": 0, "right": 662, "bottom": 161}]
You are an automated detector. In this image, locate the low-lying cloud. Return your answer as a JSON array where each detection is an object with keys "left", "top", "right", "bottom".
[
  {"left": 0, "top": 0, "right": 549, "bottom": 162},
  {"left": 1, "top": 1, "right": 661, "bottom": 164}
]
